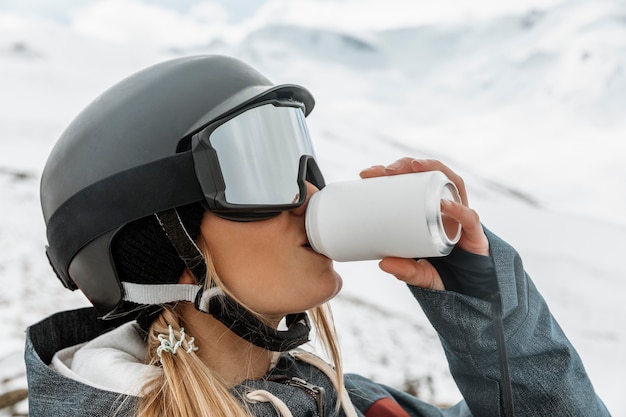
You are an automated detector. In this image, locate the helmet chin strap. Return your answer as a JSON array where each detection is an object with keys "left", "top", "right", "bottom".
[
  {"left": 154, "top": 209, "right": 311, "bottom": 352},
  {"left": 194, "top": 285, "right": 310, "bottom": 352}
]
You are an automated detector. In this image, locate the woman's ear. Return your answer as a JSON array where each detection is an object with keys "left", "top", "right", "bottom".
[{"left": 178, "top": 269, "right": 197, "bottom": 284}]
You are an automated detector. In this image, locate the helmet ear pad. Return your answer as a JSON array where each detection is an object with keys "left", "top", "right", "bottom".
[
  {"left": 113, "top": 210, "right": 191, "bottom": 285},
  {"left": 68, "top": 203, "right": 204, "bottom": 317},
  {"left": 68, "top": 230, "right": 124, "bottom": 316}
]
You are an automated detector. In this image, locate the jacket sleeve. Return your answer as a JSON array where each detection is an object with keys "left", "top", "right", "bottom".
[{"left": 403, "top": 228, "right": 610, "bottom": 416}]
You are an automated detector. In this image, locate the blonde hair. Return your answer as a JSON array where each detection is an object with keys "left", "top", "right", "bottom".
[{"left": 136, "top": 236, "right": 343, "bottom": 417}]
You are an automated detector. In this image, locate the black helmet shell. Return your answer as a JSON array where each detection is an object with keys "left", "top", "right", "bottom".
[{"left": 40, "top": 55, "right": 315, "bottom": 316}]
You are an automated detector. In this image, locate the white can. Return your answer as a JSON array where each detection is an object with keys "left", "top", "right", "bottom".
[{"left": 305, "top": 171, "right": 462, "bottom": 262}]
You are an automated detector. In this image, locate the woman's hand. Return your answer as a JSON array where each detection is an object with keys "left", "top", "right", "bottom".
[{"left": 359, "top": 157, "right": 490, "bottom": 290}]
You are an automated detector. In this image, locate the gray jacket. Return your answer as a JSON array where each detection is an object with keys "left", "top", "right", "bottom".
[{"left": 25, "top": 230, "right": 610, "bottom": 416}]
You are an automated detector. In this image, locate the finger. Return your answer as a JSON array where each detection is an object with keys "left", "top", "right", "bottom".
[
  {"left": 361, "top": 157, "right": 422, "bottom": 178},
  {"left": 384, "top": 157, "right": 422, "bottom": 175},
  {"left": 409, "top": 159, "right": 468, "bottom": 206},
  {"left": 441, "top": 199, "right": 490, "bottom": 256},
  {"left": 359, "top": 165, "right": 387, "bottom": 179},
  {"left": 360, "top": 158, "right": 437, "bottom": 179},
  {"left": 379, "top": 257, "right": 445, "bottom": 291}
]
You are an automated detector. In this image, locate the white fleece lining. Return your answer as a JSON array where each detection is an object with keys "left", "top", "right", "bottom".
[{"left": 50, "top": 321, "right": 161, "bottom": 396}]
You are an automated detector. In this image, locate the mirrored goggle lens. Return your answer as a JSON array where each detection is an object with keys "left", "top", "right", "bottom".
[{"left": 209, "top": 103, "right": 316, "bottom": 206}]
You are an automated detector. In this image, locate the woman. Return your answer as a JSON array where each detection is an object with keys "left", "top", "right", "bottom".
[{"left": 26, "top": 55, "right": 609, "bottom": 416}]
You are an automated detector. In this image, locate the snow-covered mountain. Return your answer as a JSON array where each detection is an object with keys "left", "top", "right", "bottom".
[{"left": 1, "top": 0, "right": 625, "bottom": 415}]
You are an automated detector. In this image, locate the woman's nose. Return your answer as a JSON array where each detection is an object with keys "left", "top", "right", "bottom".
[{"left": 290, "top": 181, "right": 319, "bottom": 217}]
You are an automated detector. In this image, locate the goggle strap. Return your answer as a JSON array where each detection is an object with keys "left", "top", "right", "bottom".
[{"left": 47, "top": 151, "right": 203, "bottom": 288}]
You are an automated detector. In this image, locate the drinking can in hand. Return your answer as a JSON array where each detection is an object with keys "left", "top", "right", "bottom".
[{"left": 305, "top": 171, "right": 462, "bottom": 262}]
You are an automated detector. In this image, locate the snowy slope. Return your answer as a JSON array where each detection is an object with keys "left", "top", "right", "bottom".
[{"left": 1, "top": 0, "right": 625, "bottom": 415}]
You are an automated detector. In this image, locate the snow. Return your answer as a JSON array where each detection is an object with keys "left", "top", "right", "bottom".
[{"left": 1, "top": 0, "right": 625, "bottom": 415}]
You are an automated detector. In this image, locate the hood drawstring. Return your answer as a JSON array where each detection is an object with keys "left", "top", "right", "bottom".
[
  {"left": 246, "top": 390, "right": 294, "bottom": 417},
  {"left": 290, "top": 351, "right": 359, "bottom": 417},
  {"left": 245, "top": 351, "right": 359, "bottom": 417}
]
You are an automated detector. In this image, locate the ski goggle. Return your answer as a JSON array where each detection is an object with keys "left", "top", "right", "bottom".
[{"left": 191, "top": 99, "right": 325, "bottom": 220}]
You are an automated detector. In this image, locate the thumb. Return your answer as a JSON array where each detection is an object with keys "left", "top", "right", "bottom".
[{"left": 379, "top": 257, "right": 445, "bottom": 291}]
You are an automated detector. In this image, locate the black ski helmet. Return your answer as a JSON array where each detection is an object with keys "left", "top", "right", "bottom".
[{"left": 41, "top": 55, "right": 315, "bottom": 318}]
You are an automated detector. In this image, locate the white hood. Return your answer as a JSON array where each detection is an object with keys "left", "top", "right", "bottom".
[{"left": 50, "top": 321, "right": 161, "bottom": 396}]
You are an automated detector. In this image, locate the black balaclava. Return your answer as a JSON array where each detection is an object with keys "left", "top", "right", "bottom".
[
  {"left": 111, "top": 203, "right": 205, "bottom": 330},
  {"left": 112, "top": 203, "right": 205, "bottom": 287}
]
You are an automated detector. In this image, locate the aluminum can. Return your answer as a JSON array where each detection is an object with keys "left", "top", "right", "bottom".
[{"left": 305, "top": 171, "right": 462, "bottom": 261}]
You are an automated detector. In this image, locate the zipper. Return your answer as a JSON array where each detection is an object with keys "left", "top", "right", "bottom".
[
  {"left": 270, "top": 376, "right": 326, "bottom": 417},
  {"left": 491, "top": 291, "right": 516, "bottom": 417}
]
